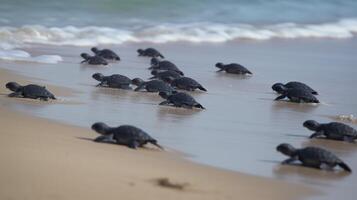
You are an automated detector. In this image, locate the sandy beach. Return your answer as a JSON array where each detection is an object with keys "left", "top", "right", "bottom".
[{"left": 0, "top": 69, "right": 319, "bottom": 200}]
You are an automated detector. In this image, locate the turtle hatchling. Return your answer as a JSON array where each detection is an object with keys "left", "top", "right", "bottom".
[
  {"left": 91, "top": 47, "right": 120, "bottom": 61},
  {"left": 150, "top": 58, "right": 184, "bottom": 75},
  {"left": 6, "top": 82, "right": 56, "bottom": 101},
  {"left": 149, "top": 70, "right": 182, "bottom": 81},
  {"left": 215, "top": 62, "right": 252, "bottom": 75},
  {"left": 137, "top": 48, "right": 164, "bottom": 58},
  {"left": 166, "top": 77, "right": 207, "bottom": 92},
  {"left": 277, "top": 143, "right": 351, "bottom": 172},
  {"left": 303, "top": 120, "right": 357, "bottom": 142},
  {"left": 159, "top": 91, "right": 205, "bottom": 109},
  {"left": 91, "top": 122, "right": 164, "bottom": 149},
  {"left": 272, "top": 82, "right": 318, "bottom": 95},
  {"left": 132, "top": 78, "right": 176, "bottom": 93},
  {"left": 274, "top": 85, "right": 319, "bottom": 103},
  {"left": 80, "top": 53, "right": 108, "bottom": 65},
  {"left": 92, "top": 73, "right": 132, "bottom": 89}
]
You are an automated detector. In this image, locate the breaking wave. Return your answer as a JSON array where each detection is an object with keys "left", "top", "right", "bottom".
[
  {"left": 0, "top": 49, "right": 62, "bottom": 64},
  {"left": 0, "top": 19, "right": 357, "bottom": 47}
]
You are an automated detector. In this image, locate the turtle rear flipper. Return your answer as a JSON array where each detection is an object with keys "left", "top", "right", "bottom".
[
  {"left": 194, "top": 103, "right": 205, "bottom": 109},
  {"left": 338, "top": 162, "right": 352, "bottom": 172},
  {"left": 198, "top": 86, "right": 207, "bottom": 92},
  {"left": 150, "top": 140, "right": 164, "bottom": 150}
]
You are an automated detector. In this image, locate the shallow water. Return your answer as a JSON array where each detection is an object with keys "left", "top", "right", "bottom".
[{"left": 1, "top": 39, "right": 357, "bottom": 199}]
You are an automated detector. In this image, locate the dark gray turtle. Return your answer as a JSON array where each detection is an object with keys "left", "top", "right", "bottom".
[
  {"left": 91, "top": 122, "right": 163, "bottom": 150},
  {"left": 92, "top": 73, "right": 132, "bottom": 89},
  {"left": 91, "top": 47, "right": 120, "bottom": 61},
  {"left": 159, "top": 92, "right": 205, "bottom": 109},
  {"left": 274, "top": 85, "right": 319, "bottom": 103},
  {"left": 80, "top": 53, "right": 108, "bottom": 65},
  {"left": 6, "top": 82, "right": 56, "bottom": 101},
  {"left": 149, "top": 70, "right": 182, "bottom": 80},
  {"left": 215, "top": 62, "right": 252, "bottom": 75},
  {"left": 277, "top": 143, "right": 351, "bottom": 172},
  {"left": 150, "top": 58, "right": 184, "bottom": 76},
  {"left": 272, "top": 82, "right": 318, "bottom": 95},
  {"left": 303, "top": 120, "right": 357, "bottom": 142},
  {"left": 166, "top": 77, "right": 207, "bottom": 92},
  {"left": 132, "top": 78, "right": 176, "bottom": 94},
  {"left": 137, "top": 48, "right": 164, "bottom": 58}
]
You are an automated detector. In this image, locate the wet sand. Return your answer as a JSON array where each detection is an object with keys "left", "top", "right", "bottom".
[
  {"left": 1, "top": 38, "right": 357, "bottom": 199},
  {"left": 0, "top": 71, "right": 318, "bottom": 200}
]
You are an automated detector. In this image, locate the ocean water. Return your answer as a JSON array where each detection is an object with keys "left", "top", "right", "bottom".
[{"left": 0, "top": 0, "right": 357, "bottom": 54}]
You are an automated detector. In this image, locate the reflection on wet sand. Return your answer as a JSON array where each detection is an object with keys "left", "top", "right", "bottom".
[
  {"left": 302, "top": 139, "right": 357, "bottom": 153},
  {"left": 271, "top": 101, "right": 319, "bottom": 113}
]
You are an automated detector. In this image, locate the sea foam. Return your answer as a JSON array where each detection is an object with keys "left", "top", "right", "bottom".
[
  {"left": 0, "top": 19, "right": 356, "bottom": 47},
  {"left": 0, "top": 49, "right": 62, "bottom": 64}
]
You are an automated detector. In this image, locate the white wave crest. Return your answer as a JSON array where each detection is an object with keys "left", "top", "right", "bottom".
[
  {"left": 0, "top": 49, "right": 62, "bottom": 64},
  {"left": 0, "top": 19, "right": 357, "bottom": 47}
]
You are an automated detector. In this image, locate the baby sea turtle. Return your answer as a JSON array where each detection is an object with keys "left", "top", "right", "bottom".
[
  {"left": 272, "top": 82, "right": 318, "bottom": 95},
  {"left": 166, "top": 77, "right": 207, "bottom": 92},
  {"left": 132, "top": 78, "right": 176, "bottom": 93},
  {"left": 150, "top": 58, "right": 184, "bottom": 75},
  {"left": 92, "top": 73, "right": 132, "bottom": 89},
  {"left": 137, "top": 48, "right": 164, "bottom": 58},
  {"left": 274, "top": 85, "right": 319, "bottom": 103},
  {"left": 277, "top": 143, "right": 351, "bottom": 172},
  {"left": 215, "top": 62, "right": 252, "bottom": 75},
  {"left": 91, "top": 47, "right": 120, "bottom": 61},
  {"left": 303, "top": 120, "right": 357, "bottom": 142},
  {"left": 149, "top": 70, "right": 182, "bottom": 80},
  {"left": 81, "top": 53, "right": 108, "bottom": 65},
  {"left": 91, "top": 122, "right": 163, "bottom": 149},
  {"left": 6, "top": 82, "right": 56, "bottom": 101},
  {"left": 159, "top": 92, "right": 205, "bottom": 109}
]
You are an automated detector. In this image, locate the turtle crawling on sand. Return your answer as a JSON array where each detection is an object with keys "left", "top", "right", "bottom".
[
  {"left": 277, "top": 143, "right": 351, "bottom": 172},
  {"left": 91, "top": 47, "right": 120, "bottom": 61},
  {"left": 150, "top": 58, "right": 184, "bottom": 75},
  {"left": 215, "top": 62, "right": 252, "bottom": 75},
  {"left": 92, "top": 73, "right": 132, "bottom": 89},
  {"left": 132, "top": 78, "right": 176, "bottom": 94},
  {"left": 165, "top": 77, "right": 207, "bottom": 92},
  {"left": 272, "top": 82, "right": 318, "bottom": 95},
  {"left": 274, "top": 85, "right": 319, "bottom": 103},
  {"left": 137, "top": 48, "right": 164, "bottom": 58},
  {"left": 80, "top": 53, "right": 108, "bottom": 65},
  {"left": 5, "top": 82, "right": 56, "bottom": 101},
  {"left": 303, "top": 120, "right": 357, "bottom": 142},
  {"left": 159, "top": 91, "right": 205, "bottom": 109},
  {"left": 91, "top": 122, "right": 164, "bottom": 149}
]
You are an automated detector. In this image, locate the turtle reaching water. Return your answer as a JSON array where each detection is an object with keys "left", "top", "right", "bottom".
[
  {"left": 137, "top": 48, "right": 164, "bottom": 58},
  {"left": 91, "top": 47, "right": 120, "bottom": 61},
  {"left": 92, "top": 73, "right": 132, "bottom": 90},
  {"left": 158, "top": 91, "right": 205, "bottom": 109},
  {"left": 272, "top": 82, "right": 318, "bottom": 95},
  {"left": 91, "top": 122, "right": 164, "bottom": 150},
  {"left": 6, "top": 82, "right": 56, "bottom": 101},
  {"left": 276, "top": 143, "right": 351, "bottom": 172}
]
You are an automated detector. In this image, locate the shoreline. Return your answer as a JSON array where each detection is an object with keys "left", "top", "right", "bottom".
[{"left": 0, "top": 64, "right": 318, "bottom": 200}]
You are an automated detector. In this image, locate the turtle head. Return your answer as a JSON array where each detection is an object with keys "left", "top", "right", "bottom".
[
  {"left": 91, "top": 47, "right": 99, "bottom": 53},
  {"left": 137, "top": 49, "right": 144, "bottom": 54},
  {"left": 5, "top": 82, "right": 22, "bottom": 92},
  {"left": 159, "top": 91, "right": 170, "bottom": 99},
  {"left": 151, "top": 70, "right": 159, "bottom": 76},
  {"left": 91, "top": 122, "right": 111, "bottom": 135},
  {"left": 215, "top": 62, "right": 225, "bottom": 69},
  {"left": 303, "top": 120, "right": 320, "bottom": 131},
  {"left": 272, "top": 83, "right": 286, "bottom": 93},
  {"left": 272, "top": 84, "right": 288, "bottom": 94},
  {"left": 92, "top": 73, "right": 104, "bottom": 81},
  {"left": 81, "top": 53, "right": 91, "bottom": 59},
  {"left": 151, "top": 57, "right": 160, "bottom": 66},
  {"left": 131, "top": 78, "right": 144, "bottom": 86},
  {"left": 276, "top": 143, "right": 296, "bottom": 157}
]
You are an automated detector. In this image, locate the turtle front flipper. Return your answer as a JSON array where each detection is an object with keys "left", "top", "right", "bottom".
[
  {"left": 282, "top": 157, "right": 297, "bottom": 164},
  {"left": 150, "top": 140, "right": 164, "bottom": 150},
  {"left": 274, "top": 95, "right": 286, "bottom": 101},
  {"left": 194, "top": 103, "right": 205, "bottom": 109},
  {"left": 134, "top": 83, "right": 146, "bottom": 91},
  {"left": 120, "top": 85, "right": 132, "bottom": 90},
  {"left": 8, "top": 92, "right": 22, "bottom": 98},
  {"left": 309, "top": 131, "right": 324, "bottom": 139},
  {"left": 159, "top": 100, "right": 171, "bottom": 106},
  {"left": 94, "top": 135, "right": 115, "bottom": 143},
  {"left": 338, "top": 162, "right": 352, "bottom": 172}
]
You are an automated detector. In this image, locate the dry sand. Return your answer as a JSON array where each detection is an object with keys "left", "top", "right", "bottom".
[{"left": 0, "top": 66, "right": 318, "bottom": 199}]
